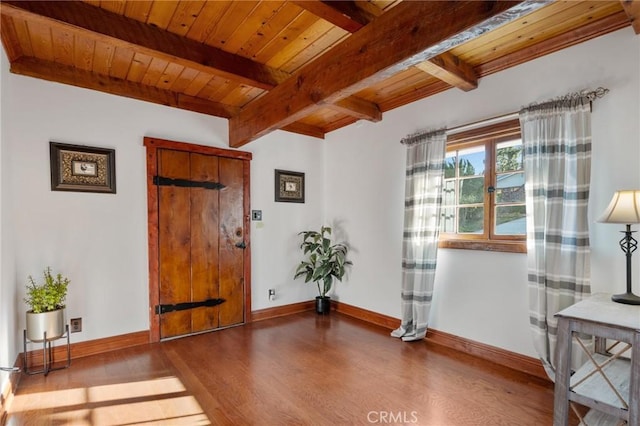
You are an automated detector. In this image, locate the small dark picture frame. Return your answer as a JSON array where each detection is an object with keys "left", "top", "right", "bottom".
[
  {"left": 50, "top": 142, "right": 116, "bottom": 193},
  {"left": 275, "top": 169, "right": 305, "bottom": 203}
]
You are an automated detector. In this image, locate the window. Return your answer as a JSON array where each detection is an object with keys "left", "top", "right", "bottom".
[{"left": 439, "top": 120, "right": 526, "bottom": 253}]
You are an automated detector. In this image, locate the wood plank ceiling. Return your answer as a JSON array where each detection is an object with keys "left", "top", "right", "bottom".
[{"left": 1, "top": 1, "right": 638, "bottom": 147}]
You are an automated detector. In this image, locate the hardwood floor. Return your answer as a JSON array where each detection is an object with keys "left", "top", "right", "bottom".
[{"left": 7, "top": 312, "right": 558, "bottom": 425}]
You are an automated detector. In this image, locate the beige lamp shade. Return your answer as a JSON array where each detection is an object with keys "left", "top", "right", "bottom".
[{"left": 598, "top": 190, "right": 640, "bottom": 224}]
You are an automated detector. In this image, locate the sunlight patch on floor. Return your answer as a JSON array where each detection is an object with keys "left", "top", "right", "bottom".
[
  {"left": 87, "top": 375, "right": 186, "bottom": 402},
  {"left": 98, "top": 396, "right": 208, "bottom": 425},
  {"left": 13, "top": 386, "right": 88, "bottom": 410},
  {"left": 9, "top": 376, "right": 210, "bottom": 425},
  {"left": 43, "top": 410, "right": 210, "bottom": 425}
]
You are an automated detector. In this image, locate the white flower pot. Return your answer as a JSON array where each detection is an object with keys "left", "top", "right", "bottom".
[{"left": 26, "top": 309, "right": 66, "bottom": 342}]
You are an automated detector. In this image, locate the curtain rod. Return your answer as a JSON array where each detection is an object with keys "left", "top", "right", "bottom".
[
  {"left": 400, "top": 111, "right": 517, "bottom": 144},
  {"left": 446, "top": 112, "right": 519, "bottom": 136},
  {"left": 401, "top": 87, "right": 609, "bottom": 143}
]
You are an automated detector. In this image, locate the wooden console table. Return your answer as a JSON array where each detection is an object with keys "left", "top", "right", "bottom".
[{"left": 554, "top": 293, "right": 639, "bottom": 425}]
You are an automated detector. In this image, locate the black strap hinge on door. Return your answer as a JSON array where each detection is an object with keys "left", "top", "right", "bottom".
[
  {"left": 155, "top": 298, "right": 226, "bottom": 315},
  {"left": 153, "top": 176, "right": 225, "bottom": 190}
]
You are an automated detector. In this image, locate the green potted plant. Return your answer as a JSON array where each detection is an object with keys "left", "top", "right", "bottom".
[
  {"left": 24, "top": 267, "right": 70, "bottom": 342},
  {"left": 294, "top": 226, "right": 352, "bottom": 314}
]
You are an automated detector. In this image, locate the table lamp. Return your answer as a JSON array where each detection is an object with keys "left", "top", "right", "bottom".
[{"left": 598, "top": 190, "right": 640, "bottom": 304}]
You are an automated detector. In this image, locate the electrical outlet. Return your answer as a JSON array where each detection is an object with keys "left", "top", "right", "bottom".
[
  {"left": 70, "top": 318, "right": 82, "bottom": 333},
  {"left": 268, "top": 289, "right": 275, "bottom": 301}
]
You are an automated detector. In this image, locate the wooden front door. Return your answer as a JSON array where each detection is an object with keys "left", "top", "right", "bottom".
[{"left": 144, "top": 137, "right": 252, "bottom": 341}]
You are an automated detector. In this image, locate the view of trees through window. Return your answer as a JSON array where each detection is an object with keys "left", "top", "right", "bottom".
[
  {"left": 439, "top": 120, "right": 525, "bottom": 252},
  {"left": 442, "top": 146, "right": 486, "bottom": 234},
  {"left": 494, "top": 139, "right": 525, "bottom": 235}
]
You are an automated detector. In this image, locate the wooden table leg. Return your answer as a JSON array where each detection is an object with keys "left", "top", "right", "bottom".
[
  {"left": 553, "top": 318, "right": 572, "bottom": 426},
  {"left": 629, "top": 331, "right": 640, "bottom": 426}
]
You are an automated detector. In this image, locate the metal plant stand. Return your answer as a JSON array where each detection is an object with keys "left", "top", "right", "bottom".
[{"left": 23, "top": 324, "right": 71, "bottom": 376}]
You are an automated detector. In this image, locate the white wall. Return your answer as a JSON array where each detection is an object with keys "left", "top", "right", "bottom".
[
  {"left": 246, "top": 133, "right": 325, "bottom": 310},
  {"left": 0, "top": 48, "right": 17, "bottom": 395},
  {"left": 325, "top": 28, "right": 640, "bottom": 357},
  {"left": 1, "top": 27, "right": 638, "bottom": 372},
  {"left": 0, "top": 48, "right": 324, "bottom": 368}
]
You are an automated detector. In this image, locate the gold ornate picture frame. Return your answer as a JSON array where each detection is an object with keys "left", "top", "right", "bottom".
[
  {"left": 50, "top": 142, "right": 116, "bottom": 193},
  {"left": 275, "top": 169, "right": 304, "bottom": 203}
]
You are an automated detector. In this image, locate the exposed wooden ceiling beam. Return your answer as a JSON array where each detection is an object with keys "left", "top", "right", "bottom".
[
  {"left": 291, "top": 1, "right": 373, "bottom": 32},
  {"left": 415, "top": 51, "right": 478, "bottom": 92},
  {"left": 331, "top": 96, "right": 382, "bottom": 122},
  {"left": 0, "top": 0, "right": 289, "bottom": 90},
  {"left": 10, "top": 56, "right": 240, "bottom": 118},
  {"left": 0, "top": 0, "right": 380, "bottom": 124},
  {"left": 11, "top": 55, "right": 322, "bottom": 139},
  {"left": 382, "top": 9, "right": 630, "bottom": 113},
  {"left": 229, "top": 1, "right": 545, "bottom": 147},
  {"left": 620, "top": 0, "right": 640, "bottom": 34},
  {"left": 281, "top": 122, "right": 326, "bottom": 139},
  {"left": 289, "top": 1, "right": 381, "bottom": 122},
  {"left": 296, "top": 1, "right": 478, "bottom": 94},
  {"left": 0, "top": 14, "right": 21, "bottom": 61}
]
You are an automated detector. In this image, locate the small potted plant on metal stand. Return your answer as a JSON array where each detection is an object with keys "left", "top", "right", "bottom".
[
  {"left": 294, "top": 226, "right": 352, "bottom": 314},
  {"left": 23, "top": 267, "right": 71, "bottom": 375}
]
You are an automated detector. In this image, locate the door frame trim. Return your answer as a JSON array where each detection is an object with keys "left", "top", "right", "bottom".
[{"left": 143, "top": 137, "right": 252, "bottom": 343}]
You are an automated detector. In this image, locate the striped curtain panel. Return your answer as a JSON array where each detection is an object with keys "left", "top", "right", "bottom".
[
  {"left": 520, "top": 98, "right": 592, "bottom": 379},
  {"left": 392, "top": 130, "right": 446, "bottom": 342}
]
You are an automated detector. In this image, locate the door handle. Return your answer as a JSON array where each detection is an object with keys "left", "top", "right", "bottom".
[{"left": 235, "top": 241, "right": 247, "bottom": 249}]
